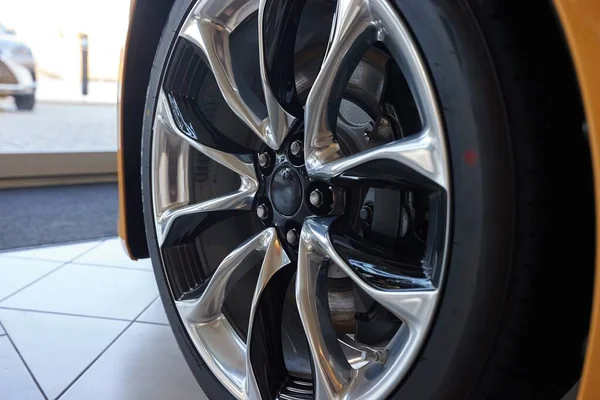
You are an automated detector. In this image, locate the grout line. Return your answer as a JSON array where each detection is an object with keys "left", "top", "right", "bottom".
[
  {"left": 0, "top": 263, "right": 67, "bottom": 303},
  {"left": 55, "top": 298, "right": 159, "bottom": 400},
  {"left": 133, "top": 296, "right": 168, "bottom": 326},
  {"left": 69, "top": 262, "right": 152, "bottom": 273},
  {"left": 0, "top": 320, "right": 49, "bottom": 400},
  {"left": 66, "top": 239, "right": 107, "bottom": 262},
  {"left": 133, "top": 320, "right": 169, "bottom": 327},
  {"left": 0, "top": 240, "right": 108, "bottom": 304},
  {"left": 0, "top": 307, "right": 134, "bottom": 323},
  {"left": 134, "top": 296, "right": 159, "bottom": 316}
]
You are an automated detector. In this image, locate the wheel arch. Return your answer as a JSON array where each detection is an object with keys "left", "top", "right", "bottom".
[
  {"left": 118, "top": 0, "right": 175, "bottom": 259},
  {"left": 553, "top": 1, "right": 600, "bottom": 399}
]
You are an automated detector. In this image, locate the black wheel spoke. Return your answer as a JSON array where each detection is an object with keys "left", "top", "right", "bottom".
[
  {"left": 260, "top": 0, "right": 307, "bottom": 120},
  {"left": 330, "top": 226, "right": 434, "bottom": 290},
  {"left": 246, "top": 265, "right": 295, "bottom": 398}
]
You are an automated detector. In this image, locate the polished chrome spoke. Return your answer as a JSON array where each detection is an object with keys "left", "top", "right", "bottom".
[
  {"left": 296, "top": 217, "right": 441, "bottom": 399},
  {"left": 301, "top": 218, "right": 437, "bottom": 331},
  {"left": 304, "top": 0, "right": 449, "bottom": 193},
  {"left": 180, "top": 229, "right": 285, "bottom": 323},
  {"left": 309, "top": 128, "right": 447, "bottom": 190},
  {"left": 296, "top": 227, "right": 354, "bottom": 399},
  {"left": 258, "top": 0, "right": 298, "bottom": 149},
  {"left": 176, "top": 228, "right": 290, "bottom": 399},
  {"left": 181, "top": 0, "right": 277, "bottom": 148},
  {"left": 304, "top": 0, "right": 377, "bottom": 175},
  {"left": 154, "top": 91, "right": 258, "bottom": 245},
  {"left": 181, "top": 0, "right": 298, "bottom": 149},
  {"left": 245, "top": 228, "right": 292, "bottom": 398}
]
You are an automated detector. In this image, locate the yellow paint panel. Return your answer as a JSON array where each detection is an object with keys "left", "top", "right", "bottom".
[{"left": 553, "top": 1, "right": 600, "bottom": 398}]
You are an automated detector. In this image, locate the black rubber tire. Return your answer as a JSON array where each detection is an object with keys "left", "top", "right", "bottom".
[
  {"left": 388, "top": 0, "right": 592, "bottom": 399},
  {"left": 14, "top": 94, "right": 35, "bottom": 111},
  {"left": 140, "top": 0, "right": 592, "bottom": 399}
]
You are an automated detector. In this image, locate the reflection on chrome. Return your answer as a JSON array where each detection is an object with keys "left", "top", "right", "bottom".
[{"left": 152, "top": 91, "right": 258, "bottom": 245}]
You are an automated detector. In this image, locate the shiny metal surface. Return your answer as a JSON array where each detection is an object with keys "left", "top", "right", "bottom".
[
  {"left": 244, "top": 229, "right": 292, "bottom": 398},
  {"left": 181, "top": 0, "right": 296, "bottom": 150},
  {"left": 296, "top": 225, "right": 354, "bottom": 399},
  {"left": 256, "top": 204, "right": 268, "bottom": 219},
  {"left": 257, "top": 0, "right": 297, "bottom": 148},
  {"left": 297, "top": 218, "right": 438, "bottom": 399},
  {"left": 337, "top": 334, "right": 387, "bottom": 364},
  {"left": 310, "top": 129, "right": 447, "bottom": 189},
  {"left": 175, "top": 228, "right": 290, "bottom": 399},
  {"left": 304, "top": 0, "right": 449, "bottom": 192},
  {"left": 304, "top": 0, "right": 375, "bottom": 175},
  {"left": 151, "top": 0, "right": 450, "bottom": 398},
  {"left": 290, "top": 140, "right": 303, "bottom": 156},
  {"left": 152, "top": 91, "right": 258, "bottom": 246},
  {"left": 309, "top": 190, "right": 323, "bottom": 207}
]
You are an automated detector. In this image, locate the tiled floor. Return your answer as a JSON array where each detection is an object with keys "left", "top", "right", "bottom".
[{"left": 0, "top": 238, "right": 206, "bottom": 400}]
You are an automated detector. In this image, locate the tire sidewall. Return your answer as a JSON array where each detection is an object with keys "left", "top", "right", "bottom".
[{"left": 390, "top": 1, "right": 514, "bottom": 399}]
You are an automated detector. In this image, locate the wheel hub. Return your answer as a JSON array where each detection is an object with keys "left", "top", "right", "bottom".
[
  {"left": 270, "top": 167, "right": 302, "bottom": 216},
  {"left": 258, "top": 131, "right": 341, "bottom": 250}
]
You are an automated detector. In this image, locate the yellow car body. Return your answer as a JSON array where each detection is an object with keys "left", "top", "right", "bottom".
[{"left": 554, "top": 1, "right": 600, "bottom": 398}]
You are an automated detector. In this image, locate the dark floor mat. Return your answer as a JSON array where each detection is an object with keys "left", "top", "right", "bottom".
[{"left": 0, "top": 183, "right": 118, "bottom": 251}]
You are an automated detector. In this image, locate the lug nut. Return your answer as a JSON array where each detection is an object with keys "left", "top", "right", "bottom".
[
  {"left": 256, "top": 204, "right": 268, "bottom": 220},
  {"left": 309, "top": 190, "right": 323, "bottom": 207},
  {"left": 258, "top": 153, "right": 270, "bottom": 168},
  {"left": 286, "top": 228, "right": 298, "bottom": 245},
  {"left": 290, "top": 140, "right": 303, "bottom": 157},
  {"left": 359, "top": 204, "right": 373, "bottom": 224}
]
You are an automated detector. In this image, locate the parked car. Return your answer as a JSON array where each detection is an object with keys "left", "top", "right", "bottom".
[
  {"left": 117, "top": 0, "right": 599, "bottom": 399},
  {"left": 0, "top": 26, "right": 36, "bottom": 110}
]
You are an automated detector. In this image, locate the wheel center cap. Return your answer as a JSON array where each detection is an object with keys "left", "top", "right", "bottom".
[{"left": 270, "top": 167, "right": 303, "bottom": 216}]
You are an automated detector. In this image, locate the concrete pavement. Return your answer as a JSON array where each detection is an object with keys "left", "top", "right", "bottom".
[{"left": 0, "top": 102, "right": 117, "bottom": 153}]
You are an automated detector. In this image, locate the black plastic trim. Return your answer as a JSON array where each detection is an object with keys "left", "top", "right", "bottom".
[{"left": 119, "top": 0, "right": 176, "bottom": 259}]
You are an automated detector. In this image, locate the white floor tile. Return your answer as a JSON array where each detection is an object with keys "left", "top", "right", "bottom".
[
  {"left": 136, "top": 297, "right": 168, "bottom": 325},
  {"left": 0, "top": 309, "right": 127, "bottom": 399},
  {"left": 61, "top": 323, "right": 204, "bottom": 400},
  {"left": 1, "top": 241, "right": 101, "bottom": 262},
  {"left": 0, "top": 257, "right": 62, "bottom": 300},
  {"left": 1, "top": 264, "right": 158, "bottom": 320},
  {"left": 72, "top": 238, "right": 153, "bottom": 270},
  {"left": 0, "top": 336, "right": 44, "bottom": 400}
]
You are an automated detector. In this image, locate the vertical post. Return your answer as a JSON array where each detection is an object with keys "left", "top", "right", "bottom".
[{"left": 80, "top": 33, "right": 88, "bottom": 96}]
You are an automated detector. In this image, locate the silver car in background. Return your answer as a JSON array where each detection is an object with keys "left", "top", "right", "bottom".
[{"left": 0, "top": 24, "right": 36, "bottom": 110}]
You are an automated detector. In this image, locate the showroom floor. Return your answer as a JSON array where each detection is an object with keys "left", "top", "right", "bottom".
[{"left": 0, "top": 239, "right": 207, "bottom": 400}]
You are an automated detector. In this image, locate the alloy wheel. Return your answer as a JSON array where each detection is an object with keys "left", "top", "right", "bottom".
[{"left": 150, "top": 0, "right": 451, "bottom": 398}]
